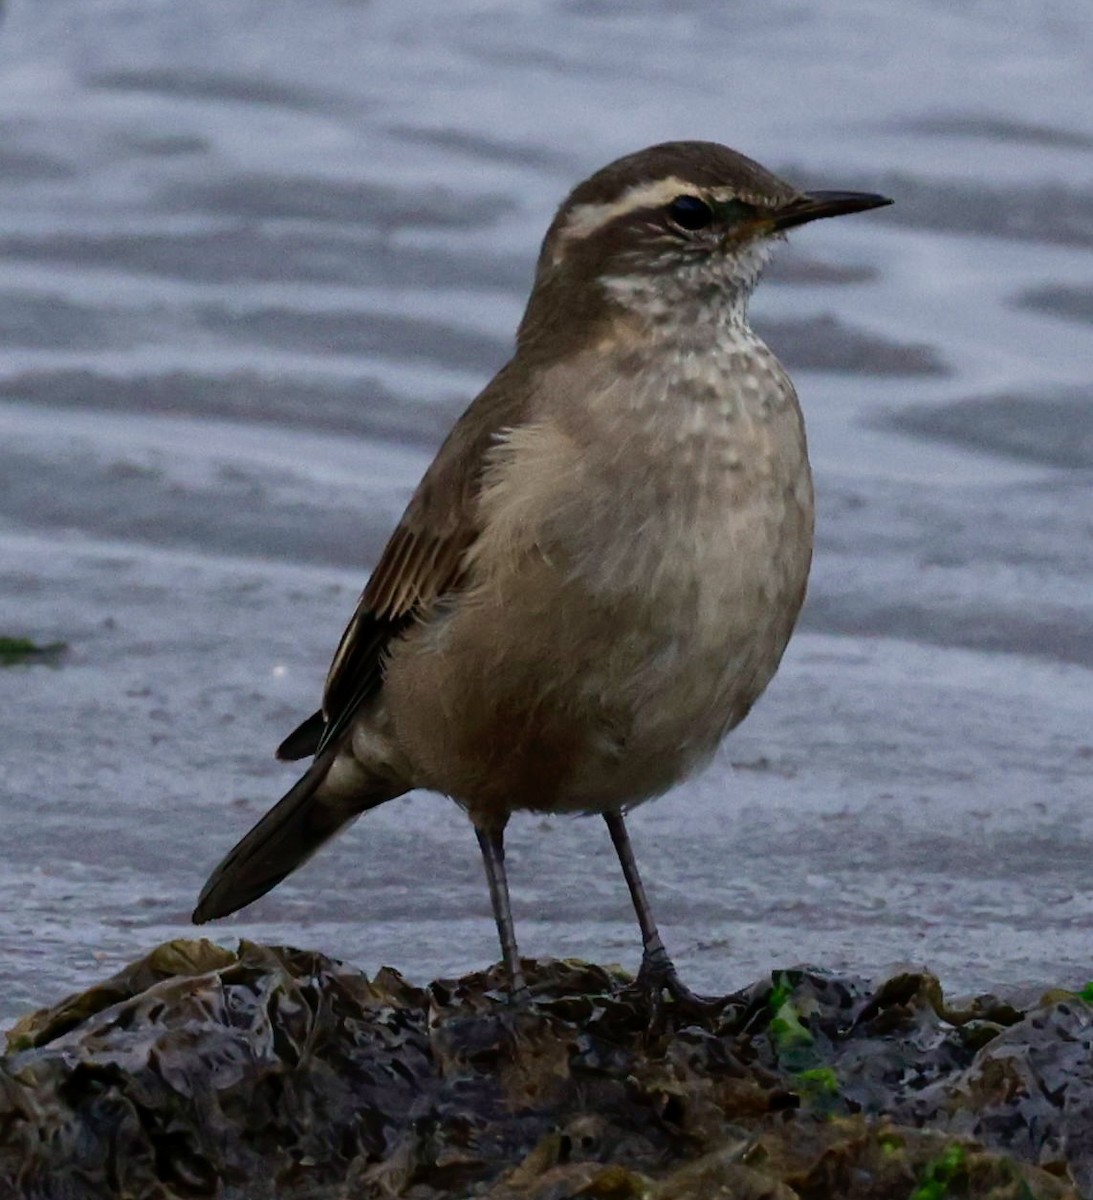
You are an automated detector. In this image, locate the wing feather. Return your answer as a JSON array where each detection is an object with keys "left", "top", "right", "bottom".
[{"left": 301, "top": 364, "right": 528, "bottom": 755}]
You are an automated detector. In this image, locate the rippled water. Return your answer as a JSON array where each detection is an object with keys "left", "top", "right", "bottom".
[{"left": 1, "top": 0, "right": 1091, "bottom": 1024}]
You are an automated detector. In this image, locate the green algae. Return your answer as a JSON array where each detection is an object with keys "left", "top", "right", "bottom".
[
  {"left": 911, "top": 1142, "right": 967, "bottom": 1200},
  {"left": 0, "top": 636, "right": 67, "bottom": 666}
]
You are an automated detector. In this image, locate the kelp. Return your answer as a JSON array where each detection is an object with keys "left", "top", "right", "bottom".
[{"left": 1, "top": 940, "right": 1088, "bottom": 1198}]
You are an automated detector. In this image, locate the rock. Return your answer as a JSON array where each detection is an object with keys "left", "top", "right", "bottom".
[{"left": 0, "top": 940, "right": 1085, "bottom": 1198}]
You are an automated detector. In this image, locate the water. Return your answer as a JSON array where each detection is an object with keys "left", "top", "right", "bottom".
[{"left": 1, "top": 0, "right": 1091, "bottom": 1026}]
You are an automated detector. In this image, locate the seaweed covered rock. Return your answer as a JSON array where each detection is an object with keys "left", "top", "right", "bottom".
[{"left": 0, "top": 940, "right": 1088, "bottom": 1198}]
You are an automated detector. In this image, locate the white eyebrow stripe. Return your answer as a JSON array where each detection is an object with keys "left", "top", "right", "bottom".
[
  {"left": 551, "top": 178, "right": 772, "bottom": 265},
  {"left": 558, "top": 177, "right": 699, "bottom": 247}
]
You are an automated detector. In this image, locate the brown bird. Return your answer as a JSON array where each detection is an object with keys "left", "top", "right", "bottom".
[{"left": 193, "top": 141, "right": 890, "bottom": 1007}]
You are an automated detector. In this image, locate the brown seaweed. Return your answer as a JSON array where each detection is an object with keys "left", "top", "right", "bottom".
[{"left": 1, "top": 941, "right": 1088, "bottom": 1198}]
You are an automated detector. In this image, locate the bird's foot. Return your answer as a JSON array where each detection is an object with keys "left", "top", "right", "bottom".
[{"left": 631, "top": 946, "right": 729, "bottom": 1028}]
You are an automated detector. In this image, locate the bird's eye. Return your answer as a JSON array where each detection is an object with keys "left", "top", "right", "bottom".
[{"left": 666, "top": 195, "right": 714, "bottom": 231}]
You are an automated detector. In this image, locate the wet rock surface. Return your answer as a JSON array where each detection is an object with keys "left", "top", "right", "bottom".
[
  {"left": 3, "top": 0, "right": 1093, "bottom": 1030},
  {"left": 1, "top": 941, "right": 1089, "bottom": 1198},
  {"left": 881, "top": 390, "right": 1093, "bottom": 470}
]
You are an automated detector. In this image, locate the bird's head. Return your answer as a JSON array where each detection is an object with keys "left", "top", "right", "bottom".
[{"left": 518, "top": 141, "right": 890, "bottom": 354}]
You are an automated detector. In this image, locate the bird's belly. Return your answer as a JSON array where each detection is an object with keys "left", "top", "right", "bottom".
[
  {"left": 560, "top": 494, "right": 811, "bottom": 810},
  {"left": 383, "top": 384, "right": 813, "bottom": 823},
  {"left": 384, "top": 464, "right": 811, "bottom": 822}
]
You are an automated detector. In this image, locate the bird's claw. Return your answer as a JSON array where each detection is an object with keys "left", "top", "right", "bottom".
[{"left": 629, "top": 947, "right": 729, "bottom": 1028}]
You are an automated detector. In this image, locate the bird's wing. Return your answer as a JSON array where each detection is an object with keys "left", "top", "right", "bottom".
[{"left": 278, "top": 365, "right": 529, "bottom": 761}]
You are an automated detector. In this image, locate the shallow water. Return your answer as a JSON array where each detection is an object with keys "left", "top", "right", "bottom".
[{"left": 1, "top": 0, "right": 1091, "bottom": 1025}]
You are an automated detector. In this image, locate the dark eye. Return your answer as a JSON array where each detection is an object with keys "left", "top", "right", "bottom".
[{"left": 666, "top": 195, "right": 714, "bottom": 231}]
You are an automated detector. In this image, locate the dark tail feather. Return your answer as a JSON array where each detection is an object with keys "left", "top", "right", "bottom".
[
  {"left": 276, "top": 709, "right": 325, "bottom": 761},
  {"left": 193, "top": 751, "right": 396, "bottom": 923}
]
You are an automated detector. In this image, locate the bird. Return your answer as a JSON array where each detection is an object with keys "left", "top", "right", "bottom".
[{"left": 193, "top": 141, "right": 891, "bottom": 1008}]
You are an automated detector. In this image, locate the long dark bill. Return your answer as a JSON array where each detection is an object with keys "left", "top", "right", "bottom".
[{"left": 771, "top": 190, "right": 893, "bottom": 231}]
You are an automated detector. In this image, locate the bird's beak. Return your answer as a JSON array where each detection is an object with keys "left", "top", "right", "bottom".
[{"left": 769, "top": 190, "right": 893, "bottom": 232}]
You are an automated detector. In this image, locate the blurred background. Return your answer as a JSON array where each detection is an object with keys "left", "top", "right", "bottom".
[{"left": 0, "top": 0, "right": 1090, "bottom": 1023}]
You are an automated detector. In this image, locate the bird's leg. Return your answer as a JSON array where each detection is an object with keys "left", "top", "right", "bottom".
[
  {"left": 604, "top": 810, "right": 723, "bottom": 1018},
  {"left": 475, "top": 823, "right": 530, "bottom": 1003}
]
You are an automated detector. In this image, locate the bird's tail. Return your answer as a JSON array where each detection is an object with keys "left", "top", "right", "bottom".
[{"left": 192, "top": 750, "right": 400, "bottom": 924}]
